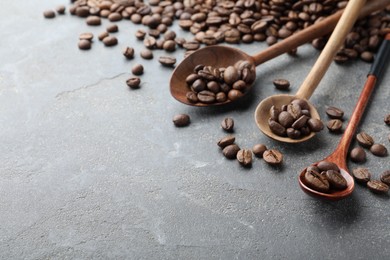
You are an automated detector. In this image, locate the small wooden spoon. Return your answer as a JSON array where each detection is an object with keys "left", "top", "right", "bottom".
[
  {"left": 298, "top": 33, "right": 390, "bottom": 200},
  {"left": 169, "top": 0, "right": 390, "bottom": 107},
  {"left": 255, "top": 0, "right": 366, "bottom": 143}
]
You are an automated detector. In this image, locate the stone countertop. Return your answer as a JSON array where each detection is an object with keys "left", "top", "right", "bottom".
[{"left": 1, "top": 0, "right": 389, "bottom": 259}]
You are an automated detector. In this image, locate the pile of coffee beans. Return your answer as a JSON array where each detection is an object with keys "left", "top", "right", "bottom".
[
  {"left": 302, "top": 161, "right": 347, "bottom": 193},
  {"left": 352, "top": 167, "right": 389, "bottom": 194},
  {"left": 185, "top": 60, "right": 255, "bottom": 104},
  {"left": 268, "top": 98, "right": 323, "bottom": 139}
]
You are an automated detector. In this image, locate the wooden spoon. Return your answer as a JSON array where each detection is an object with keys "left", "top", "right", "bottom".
[
  {"left": 255, "top": 0, "right": 366, "bottom": 143},
  {"left": 169, "top": 0, "right": 390, "bottom": 107},
  {"left": 298, "top": 33, "right": 390, "bottom": 200}
]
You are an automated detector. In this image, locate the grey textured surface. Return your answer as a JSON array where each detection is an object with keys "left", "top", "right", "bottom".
[{"left": 1, "top": 1, "right": 389, "bottom": 259}]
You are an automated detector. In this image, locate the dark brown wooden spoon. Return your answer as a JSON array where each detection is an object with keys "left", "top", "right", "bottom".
[
  {"left": 298, "top": 33, "right": 390, "bottom": 200},
  {"left": 169, "top": 0, "right": 390, "bottom": 107}
]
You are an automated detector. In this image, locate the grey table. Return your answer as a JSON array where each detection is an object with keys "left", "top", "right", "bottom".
[{"left": 1, "top": 1, "right": 389, "bottom": 259}]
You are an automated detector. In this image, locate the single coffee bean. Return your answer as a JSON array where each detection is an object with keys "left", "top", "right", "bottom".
[
  {"left": 123, "top": 47, "right": 134, "bottom": 59},
  {"left": 360, "top": 51, "right": 374, "bottom": 62},
  {"left": 107, "top": 24, "right": 119, "bottom": 33},
  {"left": 126, "top": 77, "right": 141, "bottom": 89},
  {"left": 144, "top": 37, "right": 157, "bottom": 49},
  {"left": 103, "top": 36, "right": 118, "bottom": 46},
  {"left": 223, "top": 66, "right": 239, "bottom": 85},
  {"left": 78, "top": 40, "right": 91, "bottom": 50},
  {"left": 292, "top": 115, "right": 309, "bottom": 129},
  {"left": 98, "top": 31, "right": 109, "bottom": 41},
  {"left": 325, "top": 170, "right": 347, "bottom": 190},
  {"left": 307, "top": 165, "right": 320, "bottom": 173},
  {"left": 217, "top": 135, "right": 235, "bottom": 148},
  {"left": 227, "top": 89, "right": 243, "bottom": 101},
  {"left": 186, "top": 92, "right": 198, "bottom": 103},
  {"left": 367, "top": 180, "right": 389, "bottom": 194},
  {"left": 252, "top": 144, "right": 267, "bottom": 158},
  {"left": 273, "top": 79, "right": 290, "bottom": 90},
  {"left": 223, "top": 144, "right": 241, "bottom": 159},
  {"left": 263, "top": 149, "right": 283, "bottom": 165},
  {"left": 269, "top": 106, "right": 281, "bottom": 121},
  {"left": 56, "top": 5, "right": 66, "bottom": 15},
  {"left": 79, "top": 32, "right": 94, "bottom": 41},
  {"left": 304, "top": 169, "right": 330, "bottom": 193},
  {"left": 132, "top": 64, "right": 144, "bottom": 75},
  {"left": 326, "top": 106, "right": 344, "bottom": 119},
  {"left": 108, "top": 13, "right": 122, "bottom": 22},
  {"left": 317, "top": 161, "right": 339, "bottom": 172},
  {"left": 216, "top": 92, "right": 227, "bottom": 103},
  {"left": 291, "top": 99, "right": 310, "bottom": 110},
  {"left": 380, "top": 170, "right": 390, "bottom": 185},
  {"left": 356, "top": 132, "right": 374, "bottom": 148},
  {"left": 326, "top": 119, "right": 343, "bottom": 133},
  {"left": 163, "top": 40, "right": 176, "bottom": 52},
  {"left": 140, "top": 49, "right": 153, "bottom": 59},
  {"left": 352, "top": 167, "right": 371, "bottom": 183},
  {"left": 307, "top": 118, "right": 324, "bottom": 132},
  {"left": 191, "top": 79, "right": 206, "bottom": 92},
  {"left": 185, "top": 74, "right": 200, "bottom": 85},
  {"left": 135, "top": 29, "right": 146, "bottom": 40},
  {"left": 158, "top": 56, "right": 176, "bottom": 67},
  {"left": 237, "top": 149, "right": 253, "bottom": 167},
  {"left": 384, "top": 114, "right": 390, "bottom": 125},
  {"left": 183, "top": 41, "right": 200, "bottom": 50},
  {"left": 43, "top": 10, "right": 56, "bottom": 19},
  {"left": 286, "top": 128, "right": 301, "bottom": 139},
  {"left": 370, "top": 144, "right": 388, "bottom": 157},
  {"left": 268, "top": 119, "right": 286, "bottom": 137},
  {"left": 221, "top": 117, "right": 234, "bottom": 132},
  {"left": 197, "top": 90, "right": 216, "bottom": 104},
  {"left": 86, "top": 16, "right": 101, "bottom": 26},
  {"left": 350, "top": 147, "right": 366, "bottom": 163},
  {"left": 232, "top": 80, "right": 246, "bottom": 91},
  {"left": 287, "top": 103, "right": 302, "bottom": 120},
  {"left": 278, "top": 111, "right": 294, "bottom": 128},
  {"left": 173, "top": 114, "right": 190, "bottom": 127}
]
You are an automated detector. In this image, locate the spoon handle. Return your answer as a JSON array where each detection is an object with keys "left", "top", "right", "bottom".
[
  {"left": 328, "top": 33, "right": 390, "bottom": 165},
  {"left": 295, "top": 0, "right": 366, "bottom": 100},
  {"left": 251, "top": 0, "right": 390, "bottom": 66}
]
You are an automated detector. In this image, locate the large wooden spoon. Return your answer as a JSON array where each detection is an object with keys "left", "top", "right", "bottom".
[
  {"left": 255, "top": 0, "right": 366, "bottom": 143},
  {"left": 298, "top": 33, "right": 390, "bottom": 200},
  {"left": 169, "top": 0, "right": 390, "bottom": 107}
]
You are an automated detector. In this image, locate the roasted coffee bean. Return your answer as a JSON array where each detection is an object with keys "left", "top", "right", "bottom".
[
  {"left": 103, "top": 36, "right": 118, "bottom": 46},
  {"left": 325, "top": 170, "right": 347, "bottom": 190},
  {"left": 237, "top": 149, "right": 253, "bottom": 167},
  {"left": 56, "top": 5, "right": 66, "bottom": 15},
  {"left": 252, "top": 144, "right": 267, "bottom": 158},
  {"left": 186, "top": 74, "right": 200, "bottom": 85},
  {"left": 385, "top": 114, "right": 390, "bottom": 125},
  {"left": 227, "top": 89, "right": 243, "bottom": 101},
  {"left": 307, "top": 118, "right": 324, "bottom": 132},
  {"left": 217, "top": 135, "right": 235, "bottom": 148},
  {"left": 163, "top": 40, "right": 176, "bottom": 52},
  {"left": 221, "top": 117, "right": 234, "bottom": 132},
  {"left": 287, "top": 103, "right": 302, "bottom": 120},
  {"left": 78, "top": 39, "right": 91, "bottom": 50},
  {"left": 370, "top": 144, "right": 388, "bottom": 157},
  {"left": 352, "top": 167, "right": 371, "bottom": 183},
  {"left": 43, "top": 10, "right": 56, "bottom": 19},
  {"left": 304, "top": 169, "right": 329, "bottom": 192},
  {"left": 270, "top": 106, "right": 281, "bottom": 121},
  {"left": 291, "top": 99, "right": 310, "bottom": 110},
  {"left": 126, "top": 77, "right": 141, "bottom": 89},
  {"left": 367, "top": 180, "right": 389, "bottom": 194},
  {"left": 106, "top": 24, "right": 119, "bottom": 33},
  {"left": 356, "top": 132, "right": 374, "bottom": 148},
  {"left": 140, "top": 49, "right": 153, "bottom": 59},
  {"left": 197, "top": 90, "right": 215, "bottom": 104},
  {"left": 191, "top": 79, "right": 206, "bottom": 92},
  {"left": 273, "top": 79, "right": 290, "bottom": 90},
  {"left": 350, "top": 147, "right": 366, "bottom": 163},
  {"left": 232, "top": 80, "right": 246, "bottom": 91},
  {"left": 223, "top": 66, "right": 239, "bottom": 85},
  {"left": 144, "top": 37, "right": 156, "bottom": 49},
  {"left": 86, "top": 16, "right": 101, "bottom": 26},
  {"left": 186, "top": 92, "right": 198, "bottom": 103},
  {"left": 123, "top": 47, "right": 134, "bottom": 59},
  {"left": 268, "top": 119, "right": 286, "bottom": 137},
  {"left": 223, "top": 144, "right": 241, "bottom": 159},
  {"left": 263, "top": 149, "right": 283, "bottom": 165},
  {"left": 292, "top": 115, "right": 309, "bottom": 129},
  {"left": 132, "top": 64, "right": 144, "bottom": 75},
  {"left": 286, "top": 128, "right": 301, "bottom": 139},
  {"left": 327, "top": 119, "right": 343, "bottom": 133},
  {"left": 98, "top": 31, "right": 109, "bottom": 41},
  {"left": 173, "top": 114, "right": 190, "bottom": 127},
  {"left": 360, "top": 51, "right": 374, "bottom": 62},
  {"left": 380, "top": 170, "right": 390, "bottom": 185},
  {"left": 135, "top": 29, "right": 146, "bottom": 40},
  {"left": 158, "top": 56, "right": 176, "bottom": 67},
  {"left": 183, "top": 41, "right": 200, "bottom": 50},
  {"left": 278, "top": 111, "right": 294, "bottom": 128},
  {"left": 79, "top": 32, "right": 93, "bottom": 41},
  {"left": 326, "top": 106, "right": 344, "bottom": 119},
  {"left": 317, "top": 161, "right": 339, "bottom": 172}
]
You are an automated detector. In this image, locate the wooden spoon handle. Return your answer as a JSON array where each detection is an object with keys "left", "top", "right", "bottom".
[
  {"left": 251, "top": 0, "right": 390, "bottom": 66},
  {"left": 295, "top": 0, "right": 367, "bottom": 100}
]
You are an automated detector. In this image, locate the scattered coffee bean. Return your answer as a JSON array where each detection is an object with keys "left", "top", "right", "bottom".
[
  {"left": 350, "top": 147, "right": 366, "bottom": 163},
  {"left": 43, "top": 10, "right": 56, "bottom": 19},
  {"left": 307, "top": 118, "right": 324, "bottom": 132},
  {"left": 79, "top": 32, "right": 93, "bottom": 41},
  {"left": 217, "top": 136, "right": 235, "bottom": 149},
  {"left": 106, "top": 24, "right": 118, "bottom": 33},
  {"left": 78, "top": 39, "right": 91, "bottom": 50},
  {"left": 98, "top": 31, "right": 109, "bottom": 41},
  {"left": 352, "top": 167, "right": 371, "bottom": 183},
  {"left": 273, "top": 79, "right": 290, "bottom": 90},
  {"left": 135, "top": 29, "right": 146, "bottom": 40},
  {"left": 263, "top": 149, "right": 283, "bottom": 165},
  {"left": 132, "top": 64, "right": 144, "bottom": 75},
  {"left": 356, "top": 132, "right": 374, "bottom": 148},
  {"left": 367, "top": 180, "right": 389, "bottom": 194},
  {"left": 380, "top": 170, "right": 390, "bottom": 185},
  {"left": 126, "top": 77, "right": 141, "bottom": 89},
  {"left": 326, "top": 106, "right": 344, "bottom": 119},
  {"left": 385, "top": 114, "right": 390, "bottom": 125},
  {"left": 223, "top": 144, "right": 240, "bottom": 159},
  {"left": 360, "top": 51, "right": 374, "bottom": 62},
  {"left": 327, "top": 119, "right": 343, "bottom": 133},
  {"left": 173, "top": 114, "right": 190, "bottom": 127},
  {"left": 140, "top": 49, "right": 153, "bottom": 60},
  {"left": 252, "top": 144, "right": 267, "bottom": 158},
  {"left": 56, "top": 5, "right": 66, "bottom": 15},
  {"left": 237, "top": 149, "right": 252, "bottom": 167},
  {"left": 304, "top": 169, "right": 330, "bottom": 193},
  {"left": 158, "top": 56, "right": 176, "bottom": 67},
  {"left": 103, "top": 36, "right": 118, "bottom": 46},
  {"left": 123, "top": 47, "right": 135, "bottom": 59},
  {"left": 86, "top": 16, "right": 101, "bottom": 26},
  {"left": 370, "top": 144, "right": 388, "bottom": 157},
  {"left": 221, "top": 118, "right": 234, "bottom": 132}
]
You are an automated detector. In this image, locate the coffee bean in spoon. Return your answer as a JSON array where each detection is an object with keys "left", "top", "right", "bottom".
[
  {"left": 325, "top": 170, "right": 347, "bottom": 190},
  {"left": 304, "top": 169, "right": 330, "bottom": 193}
]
